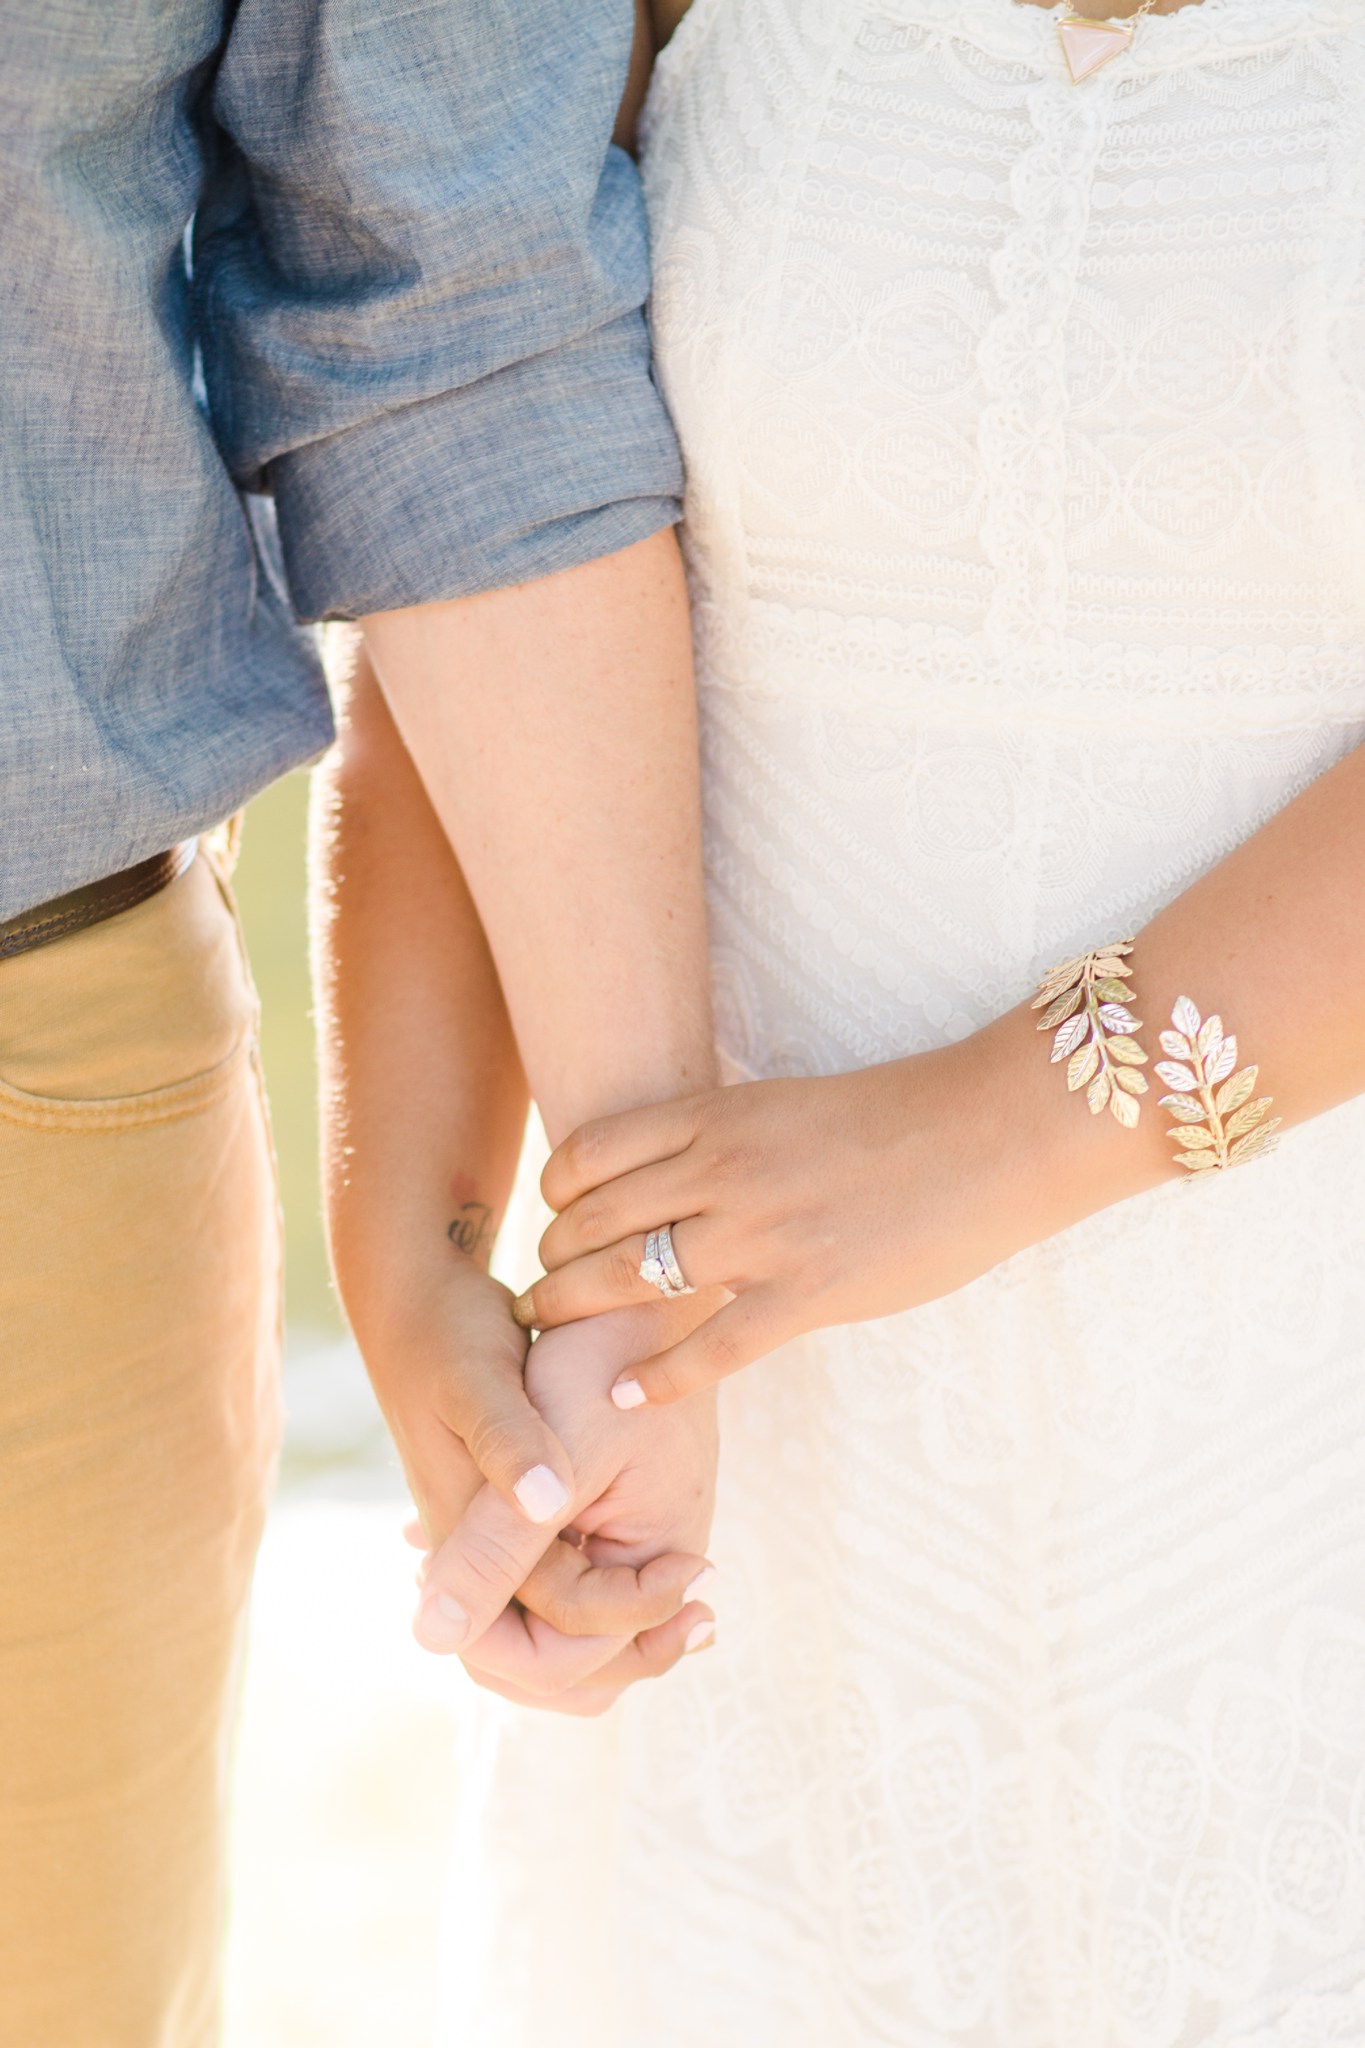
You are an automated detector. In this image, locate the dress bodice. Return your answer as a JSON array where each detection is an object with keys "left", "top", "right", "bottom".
[
  {"left": 443, "top": 16, "right": 1365, "bottom": 2047},
  {"left": 641, "top": 0, "right": 1365, "bottom": 737}
]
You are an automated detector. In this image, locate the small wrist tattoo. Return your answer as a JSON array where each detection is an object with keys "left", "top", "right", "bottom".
[{"left": 447, "top": 1201, "right": 494, "bottom": 1262}]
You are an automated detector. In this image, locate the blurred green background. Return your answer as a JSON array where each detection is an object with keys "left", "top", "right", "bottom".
[{"left": 233, "top": 769, "right": 342, "bottom": 1341}]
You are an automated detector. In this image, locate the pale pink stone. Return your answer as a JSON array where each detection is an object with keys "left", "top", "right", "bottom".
[{"left": 1057, "top": 17, "right": 1133, "bottom": 83}]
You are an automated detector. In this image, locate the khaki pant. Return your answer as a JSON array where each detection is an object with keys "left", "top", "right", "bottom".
[{"left": 0, "top": 847, "right": 282, "bottom": 2047}]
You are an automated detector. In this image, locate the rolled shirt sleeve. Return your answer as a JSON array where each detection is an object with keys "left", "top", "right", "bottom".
[{"left": 194, "top": 0, "right": 682, "bottom": 620}]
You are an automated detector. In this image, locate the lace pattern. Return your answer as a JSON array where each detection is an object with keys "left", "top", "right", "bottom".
[
  {"left": 643, "top": 0, "right": 1365, "bottom": 735},
  {"left": 439, "top": 8, "right": 1365, "bottom": 2043}
]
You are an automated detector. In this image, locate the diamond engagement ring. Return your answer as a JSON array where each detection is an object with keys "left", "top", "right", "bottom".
[{"left": 639, "top": 1223, "right": 696, "bottom": 1298}]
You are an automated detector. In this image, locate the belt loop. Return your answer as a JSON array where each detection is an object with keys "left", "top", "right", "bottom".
[{"left": 205, "top": 812, "right": 246, "bottom": 879}]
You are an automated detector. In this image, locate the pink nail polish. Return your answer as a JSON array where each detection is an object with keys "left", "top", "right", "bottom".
[
  {"left": 684, "top": 1565, "right": 717, "bottom": 1604},
  {"left": 414, "top": 1592, "right": 470, "bottom": 1652},
  {"left": 513, "top": 1464, "right": 570, "bottom": 1524},
  {"left": 685, "top": 1620, "right": 715, "bottom": 1653},
  {"left": 612, "top": 1378, "right": 647, "bottom": 1410}
]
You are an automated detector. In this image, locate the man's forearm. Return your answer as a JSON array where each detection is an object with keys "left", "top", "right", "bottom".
[
  {"left": 314, "top": 595, "right": 722, "bottom": 1694},
  {"left": 362, "top": 528, "right": 717, "bottom": 1143}
]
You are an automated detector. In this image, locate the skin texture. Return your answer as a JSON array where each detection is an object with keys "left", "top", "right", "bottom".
[
  {"left": 521, "top": 739, "right": 1365, "bottom": 1406},
  {"left": 319, "top": 532, "right": 723, "bottom": 1707},
  {"left": 361, "top": 532, "right": 714, "bottom": 1141},
  {"left": 313, "top": 643, "right": 716, "bottom": 1706},
  {"left": 325, "top": 0, "right": 1226, "bottom": 1695}
]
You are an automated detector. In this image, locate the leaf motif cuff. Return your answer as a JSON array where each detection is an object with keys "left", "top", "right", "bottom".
[
  {"left": 1157, "top": 998, "right": 1281, "bottom": 1174},
  {"left": 1033, "top": 938, "right": 1148, "bottom": 1129}
]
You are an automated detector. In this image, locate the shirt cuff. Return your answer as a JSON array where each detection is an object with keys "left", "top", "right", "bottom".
[{"left": 271, "top": 309, "right": 684, "bottom": 622}]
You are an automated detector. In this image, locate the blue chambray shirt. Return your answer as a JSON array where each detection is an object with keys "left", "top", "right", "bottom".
[{"left": 0, "top": 1, "right": 682, "bottom": 923}]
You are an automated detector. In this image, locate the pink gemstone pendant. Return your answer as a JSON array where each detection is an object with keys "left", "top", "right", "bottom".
[{"left": 1056, "top": 12, "right": 1135, "bottom": 82}]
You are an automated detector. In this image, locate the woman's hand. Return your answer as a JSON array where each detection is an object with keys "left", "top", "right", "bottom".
[
  {"left": 517, "top": 742, "right": 1365, "bottom": 1410},
  {"left": 516, "top": 1045, "right": 1019, "bottom": 1406},
  {"left": 415, "top": 1299, "right": 720, "bottom": 1716},
  {"left": 516, "top": 1015, "right": 1168, "bottom": 1406}
]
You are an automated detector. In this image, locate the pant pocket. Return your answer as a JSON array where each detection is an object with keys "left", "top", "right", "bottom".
[
  {"left": 0, "top": 848, "right": 260, "bottom": 1122},
  {"left": 0, "top": 867, "right": 284, "bottom": 2045}
]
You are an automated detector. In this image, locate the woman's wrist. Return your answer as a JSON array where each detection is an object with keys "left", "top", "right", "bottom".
[
  {"left": 957, "top": 920, "right": 1297, "bottom": 1259},
  {"left": 947, "top": 993, "right": 1175, "bottom": 1263}
]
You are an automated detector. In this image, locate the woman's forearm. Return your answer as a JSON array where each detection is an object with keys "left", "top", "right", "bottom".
[
  {"left": 311, "top": 637, "right": 529, "bottom": 1325},
  {"left": 361, "top": 528, "right": 717, "bottom": 1142},
  {"left": 520, "top": 734, "right": 1365, "bottom": 1402},
  {"left": 996, "top": 736, "right": 1365, "bottom": 1241}
]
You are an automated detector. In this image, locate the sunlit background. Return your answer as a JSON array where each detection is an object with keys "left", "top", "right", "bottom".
[{"left": 224, "top": 770, "right": 500, "bottom": 2045}]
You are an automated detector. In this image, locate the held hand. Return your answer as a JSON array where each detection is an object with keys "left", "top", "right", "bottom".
[
  {"left": 360, "top": 1244, "right": 573, "bottom": 1546},
  {"left": 415, "top": 1300, "right": 720, "bottom": 1716},
  {"left": 516, "top": 1023, "right": 1087, "bottom": 1405},
  {"left": 356, "top": 1250, "right": 715, "bottom": 1710}
]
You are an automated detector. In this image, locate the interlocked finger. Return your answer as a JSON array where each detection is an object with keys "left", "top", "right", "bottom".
[
  {"left": 434, "top": 1345, "right": 574, "bottom": 1527},
  {"left": 413, "top": 1478, "right": 571, "bottom": 1658},
  {"left": 462, "top": 1597, "right": 716, "bottom": 1715},
  {"left": 458, "top": 1601, "right": 635, "bottom": 1696},
  {"left": 517, "top": 1538, "right": 716, "bottom": 1638}
]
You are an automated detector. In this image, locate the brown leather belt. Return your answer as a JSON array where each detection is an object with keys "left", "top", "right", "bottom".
[{"left": 0, "top": 842, "right": 198, "bottom": 964}]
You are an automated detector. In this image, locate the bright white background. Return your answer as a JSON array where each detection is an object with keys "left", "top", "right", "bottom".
[
  {"left": 224, "top": 776, "right": 552, "bottom": 2043},
  {"left": 220, "top": 1115, "right": 550, "bottom": 2046},
  {"left": 221, "top": 1399, "right": 461, "bottom": 2045}
]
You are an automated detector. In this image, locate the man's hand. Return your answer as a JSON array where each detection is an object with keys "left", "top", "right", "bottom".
[
  {"left": 362, "top": 1242, "right": 570, "bottom": 1547},
  {"left": 415, "top": 1299, "right": 719, "bottom": 1716}
]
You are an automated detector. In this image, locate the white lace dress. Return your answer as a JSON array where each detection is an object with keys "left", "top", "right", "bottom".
[{"left": 438, "top": 5, "right": 1365, "bottom": 2042}]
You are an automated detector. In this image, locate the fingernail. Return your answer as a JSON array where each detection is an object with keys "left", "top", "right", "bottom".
[
  {"left": 513, "top": 1463, "right": 571, "bottom": 1525},
  {"left": 684, "top": 1565, "right": 717, "bottom": 1604},
  {"left": 612, "top": 1378, "right": 647, "bottom": 1410},
  {"left": 511, "top": 1290, "right": 538, "bottom": 1330},
  {"left": 685, "top": 1620, "right": 715, "bottom": 1653},
  {"left": 414, "top": 1592, "right": 470, "bottom": 1652}
]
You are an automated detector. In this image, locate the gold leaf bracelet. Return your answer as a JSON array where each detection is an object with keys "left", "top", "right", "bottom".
[
  {"left": 1033, "top": 938, "right": 1149, "bottom": 1128},
  {"left": 1156, "top": 998, "right": 1281, "bottom": 1174}
]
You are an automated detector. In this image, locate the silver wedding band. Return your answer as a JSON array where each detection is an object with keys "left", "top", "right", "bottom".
[{"left": 639, "top": 1223, "right": 696, "bottom": 1299}]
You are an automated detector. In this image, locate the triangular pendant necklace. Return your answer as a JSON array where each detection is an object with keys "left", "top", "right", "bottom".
[{"left": 1053, "top": 0, "right": 1158, "bottom": 84}]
